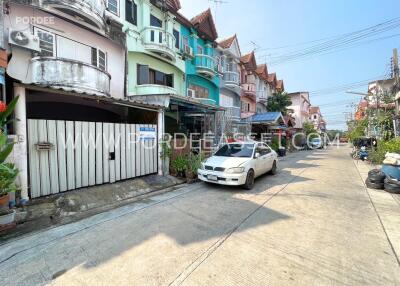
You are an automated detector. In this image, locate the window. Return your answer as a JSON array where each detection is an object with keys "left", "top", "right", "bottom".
[
  {"left": 182, "top": 36, "right": 189, "bottom": 48},
  {"left": 242, "top": 102, "right": 250, "bottom": 112},
  {"left": 173, "top": 29, "right": 180, "bottom": 49},
  {"left": 189, "top": 84, "right": 209, "bottom": 99},
  {"left": 150, "top": 15, "right": 162, "bottom": 28},
  {"left": 314, "top": 115, "right": 317, "bottom": 120},
  {"left": 256, "top": 145, "right": 271, "bottom": 156},
  {"left": 107, "top": 0, "right": 119, "bottom": 15},
  {"left": 126, "top": 0, "right": 137, "bottom": 25},
  {"left": 35, "top": 28, "right": 55, "bottom": 57},
  {"left": 197, "top": 45, "right": 203, "bottom": 55},
  {"left": 91, "top": 48, "right": 107, "bottom": 71},
  {"left": 137, "top": 64, "right": 174, "bottom": 88}
]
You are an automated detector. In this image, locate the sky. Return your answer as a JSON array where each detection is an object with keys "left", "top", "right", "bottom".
[{"left": 179, "top": 0, "right": 400, "bottom": 130}]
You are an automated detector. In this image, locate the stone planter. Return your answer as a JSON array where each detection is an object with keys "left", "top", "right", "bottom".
[{"left": 0, "top": 210, "right": 16, "bottom": 225}]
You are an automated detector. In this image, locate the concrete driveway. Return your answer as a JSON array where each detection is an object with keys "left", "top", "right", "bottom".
[{"left": 0, "top": 147, "right": 399, "bottom": 285}]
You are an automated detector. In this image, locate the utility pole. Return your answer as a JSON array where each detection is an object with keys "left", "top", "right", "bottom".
[{"left": 393, "top": 49, "right": 400, "bottom": 136}]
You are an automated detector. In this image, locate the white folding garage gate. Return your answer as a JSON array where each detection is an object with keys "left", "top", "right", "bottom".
[{"left": 27, "top": 119, "right": 158, "bottom": 198}]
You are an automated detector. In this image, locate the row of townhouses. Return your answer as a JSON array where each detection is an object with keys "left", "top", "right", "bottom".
[{"left": 0, "top": 0, "right": 291, "bottom": 202}]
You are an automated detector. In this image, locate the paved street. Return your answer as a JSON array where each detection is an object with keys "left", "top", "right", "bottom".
[{"left": 0, "top": 147, "right": 399, "bottom": 286}]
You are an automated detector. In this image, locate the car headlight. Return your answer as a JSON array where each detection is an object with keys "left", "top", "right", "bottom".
[{"left": 225, "top": 167, "right": 245, "bottom": 174}]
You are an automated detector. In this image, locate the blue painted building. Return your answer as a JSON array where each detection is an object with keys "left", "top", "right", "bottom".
[{"left": 179, "top": 9, "right": 220, "bottom": 106}]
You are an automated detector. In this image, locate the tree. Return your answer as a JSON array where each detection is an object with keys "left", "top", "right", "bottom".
[{"left": 266, "top": 92, "right": 292, "bottom": 115}]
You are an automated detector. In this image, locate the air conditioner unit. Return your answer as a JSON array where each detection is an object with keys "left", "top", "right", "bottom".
[
  {"left": 187, "top": 88, "right": 196, "bottom": 98},
  {"left": 183, "top": 45, "right": 194, "bottom": 57},
  {"left": 9, "top": 29, "right": 40, "bottom": 52}
]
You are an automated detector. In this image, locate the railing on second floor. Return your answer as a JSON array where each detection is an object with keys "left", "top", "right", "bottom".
[
  {"left": 141, "top": 27, "right": 176, "bottom": 61},
  {"left": 31, "top": 57, "right": 111, "bottom": 96},
  {"left": 223, "top": 71, "right": 240, "bottom": 86},
  {"left": 195, "top": 54, "right": 217, "bottom": 77},
  {"left": 225, "top": 106, "right": 241, "bottom": 120},
  {"left": 42, "top": 0, "right": 106, "bottom": 30},
  {"left": 242, "top": 83, "right": 257, "bottom": 100},
  {"left": 257, "top": 91, "right": 268, "bottom": 102}
]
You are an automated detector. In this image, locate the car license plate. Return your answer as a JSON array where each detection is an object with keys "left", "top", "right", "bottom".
[{"left": 207, "top": 175, "right": 218, "bottom": 181}]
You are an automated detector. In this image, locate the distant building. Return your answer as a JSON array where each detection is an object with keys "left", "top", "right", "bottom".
[
  {"left": 309, "top": 106, "right": 326, "bottom": 133},
  {"left": 287, "top": 92, "right": 311, "bottom": 130}
]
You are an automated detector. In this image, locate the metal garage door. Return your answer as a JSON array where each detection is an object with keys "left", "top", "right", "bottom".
[{"left": 27, "top": 119, "right": 158, "bottom": 198}]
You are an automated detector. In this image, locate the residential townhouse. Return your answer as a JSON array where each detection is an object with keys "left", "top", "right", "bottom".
[
  {"left": 255, "top": 64, "right": 269, "bottom": 114},
  {"left": 267, "top": 73, "right": 278, "bottom": 95},
  {"left": 2, "top": 0, "right": 167, "bottom": 201},
  {"left": 216, "top": 34, "right": 242, "bottom": 135},
  {"left": 309, "top": 106, "right": 326, "bottom": 133},
  {"left": 287, "top": 92, "right": 311, "bottom": 130},
  {"left": 239, "top": 51, "right": 257, "bottom": 121}
]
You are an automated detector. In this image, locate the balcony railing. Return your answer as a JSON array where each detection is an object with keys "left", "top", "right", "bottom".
[
  {"left": 242, "top": 83, "right": 257, "bottom": 100},
  {"left": 141, "top": 27, "right": 176, "bottom": 61},
  {"left": 257, "top": 91, "right": 268, "bottom": 103},
  {"left": 42, "top": 0, "right": 105, "bottom": 30},
  {"left": 225, "top": 106, "right": 241, "bottom": 120},
  {"left": 195, "top": 54, "right": 217, "bottom": 77},
  {"left": 31, "top": 57, "right": 111, "bottom": 96},
  {"left": 223, "top": 71, "right": 240, "bottom": 87}
]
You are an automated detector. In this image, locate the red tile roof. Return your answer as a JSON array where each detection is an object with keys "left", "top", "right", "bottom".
[
  {"left": 191, "top": 8, "right": 218, "bottom": 41},
  {"left": 240, "top": 51, "right": 257, "bottom": 71},
  {"left": 309, "top": 106, "right": 321, "bottom": 114},
  {"left": 276, "top": 80, "right": 284, "bottom": 91},
  {"left": 267, "top": 73, "right": 277, "bottom": 85},
  {"left": 255, "top": 64, "right": 268, "bottom": 79},
  {"left": 218, "top": 35, "right": 236, "bottom": 49}
]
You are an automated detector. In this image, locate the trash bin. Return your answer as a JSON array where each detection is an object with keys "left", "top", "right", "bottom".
[{"left": 277, "top": 147, "right": 286, "bottom": 157}]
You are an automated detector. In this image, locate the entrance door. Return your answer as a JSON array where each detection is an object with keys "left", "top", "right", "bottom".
[{"left": 27, "top": 119, "right": 158, "bottom": 198}]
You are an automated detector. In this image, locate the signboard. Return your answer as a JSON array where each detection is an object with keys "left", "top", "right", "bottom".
[{"left": 139, "top": 127, "right": 156, "bottom": 141}]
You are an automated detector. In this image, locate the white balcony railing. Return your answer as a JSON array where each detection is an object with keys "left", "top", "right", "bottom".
[
  {"left": 223, "top": 71, "right": 240, "bottom": 86},
  {"left": 195, "top": 54, "right": 217, "bottom": 77},
  {"left": 42, "top": 0, "right": 105, "bottom": 29},
  {"left": 225, "top": 106, "right": 241, "bottom": 120},
  {"left": 141, "top": 27, "right": 176, "bottom": 61},
  {"left": 31, "top": 57, "right": 111, "bottom": 96},
  {"left": 257, "top": 91, "right": 268, "bottom": 102}
]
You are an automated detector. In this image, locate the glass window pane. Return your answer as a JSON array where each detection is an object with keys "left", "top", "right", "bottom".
[{"left": 137, "top": 64, "right": 149, "bottom": 85}]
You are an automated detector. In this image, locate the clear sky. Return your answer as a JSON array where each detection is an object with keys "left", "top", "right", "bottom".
[{"left": 180, "top": 0, "right": 400, "bottom": 130}]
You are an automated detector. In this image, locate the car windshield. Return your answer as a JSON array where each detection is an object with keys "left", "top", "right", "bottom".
[{"left": 214, "top": 144, "right": 254, "bottom": 158}]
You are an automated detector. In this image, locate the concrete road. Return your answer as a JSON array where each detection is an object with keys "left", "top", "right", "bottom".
[{"left": 0, "top": 147, "right": 399, "bottom": 285}]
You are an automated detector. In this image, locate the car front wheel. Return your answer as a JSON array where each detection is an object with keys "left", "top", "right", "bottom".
[
  {"left": 244, "top": 169, "right": 255, "bottom": 190},
  {"left": 270, "top": 161, "right": 277, "bottom": 175}
]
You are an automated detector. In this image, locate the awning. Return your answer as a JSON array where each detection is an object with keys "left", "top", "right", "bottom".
[
  {"left": 169, "top": 94, "right": 224, "bottom": 112},
  {"left": 250, "top": 112, "right": 285, "bottom": 125}
]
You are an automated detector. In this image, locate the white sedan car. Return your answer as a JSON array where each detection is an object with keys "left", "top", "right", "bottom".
[{"left": 198, "top": 142, "right": 278, "bottom": 190}]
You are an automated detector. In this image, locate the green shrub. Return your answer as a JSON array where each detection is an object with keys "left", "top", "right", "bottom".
[{"left": 369, "top": 138, "right": 400, "bottom": 164}]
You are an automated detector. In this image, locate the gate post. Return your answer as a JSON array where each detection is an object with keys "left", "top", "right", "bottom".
[
  {"left": 14, "top": 85, "right": 29, "bottom": 202},
  {"left": 158, "top": 110, "right": 164, "bottom": 175}
]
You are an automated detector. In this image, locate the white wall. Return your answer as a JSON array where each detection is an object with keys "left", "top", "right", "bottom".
[{"left": 5, "top": 4, "right": 125, "bottom": 99}]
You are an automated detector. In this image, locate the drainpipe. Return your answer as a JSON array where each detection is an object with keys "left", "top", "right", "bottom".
[
  {"left": 158, "top": 109, "right": 165, "bottom": 175},
  {"left": 13, "top": 85, "right": 29, "bottom": 203}
]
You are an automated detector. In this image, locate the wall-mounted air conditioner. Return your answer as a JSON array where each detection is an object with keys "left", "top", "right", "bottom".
[
  {"left": 183, "top": 45, "right": 194, "bottom": 57},
  {"left": 187, "top": 88, "right": 196, "bottom": 98},
  {"left": 9, "top": 29, "right": 40, "bottom": 52}
]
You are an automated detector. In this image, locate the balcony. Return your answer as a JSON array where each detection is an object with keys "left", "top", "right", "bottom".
[
  {"left": 257, "top": 91, "right": 268, "bottom": 103},
  {"left": 195, "top": 54, "right": 217, "bottom": 77},
  {"left": 141, "top": 27, "right": 176, "bottom": 61},
  {"left": 223, "top": 71, "right": 240, "bottom": 87},
  {"left": 225, "top": 106, "right": 241, "bottom": 121},
  {"left": 42, "top": 0, "right": 106, "bottom": 30},
  {"left": 31, "top": 57, "right": 111, "bottom": 96},
  {"left": 241, "top": 83, "right": 257, "bottom": 101}
]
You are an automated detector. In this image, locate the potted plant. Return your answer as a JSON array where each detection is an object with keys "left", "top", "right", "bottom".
[
  {"left": 171, "top": 154, "right": 188, "bottom": 178},
  {"left": 160, "top": 141, "right": 172, "bottom": 176},
  {"left": 0, "top": 97, "right": 19, "bottom": 227},
  {"left": 185, "top": 153, "right": 205, "bottom": 183}
]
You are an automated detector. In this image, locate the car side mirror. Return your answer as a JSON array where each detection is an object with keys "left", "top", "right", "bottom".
[{"left": 255, "top": 152, "right": 261, "bottom": 159}]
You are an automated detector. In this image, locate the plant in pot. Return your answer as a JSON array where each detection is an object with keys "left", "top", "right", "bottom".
[
  {"left": 160, "top": 142, "right": 172, "bottom": 176},
  {"left": 185, "top": 153, "right": 205, "bottom": 183},
  {"left": 0, "top": 97, "right": 20, "bottom": 226},
  {"left": 171, "top": 154, "right": 188, "bottom": 178}
]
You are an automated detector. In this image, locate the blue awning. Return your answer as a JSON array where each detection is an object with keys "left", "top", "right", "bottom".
[{"left": 250, "top": 112, "right": 284, "bottom": 124}]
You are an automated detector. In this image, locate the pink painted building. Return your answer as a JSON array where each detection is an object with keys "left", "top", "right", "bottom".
[{"left": 240, "top": 52, "right": 257, "bottom": 120}]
